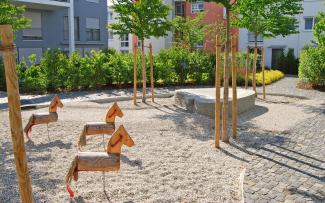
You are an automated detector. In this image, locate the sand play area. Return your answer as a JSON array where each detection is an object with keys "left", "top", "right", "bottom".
[{"left": 1, "top": 98, "right": 247, "bottom": 203}]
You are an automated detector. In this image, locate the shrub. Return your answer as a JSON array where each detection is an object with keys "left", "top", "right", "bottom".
[
  {"left": 299, "top": 46, "right": 325, "bottom": 85},
  {"left": 22, "top": 54, "right": 47, "bottom": 92},
  {"left": 255, "top": 70, "right": 284, "bottom": 86}
]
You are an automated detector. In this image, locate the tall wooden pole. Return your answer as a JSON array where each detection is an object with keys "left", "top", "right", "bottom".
[
  {"left": 133, "top": 44, "right": 137, "bottom": 105},
  {"left": 245, "top": 47, "right": 250, "bottom": 89},
  {"left": 262, "top": 47, "right": 266, "bottom": 99},
  {"left": 0, "top": 25, "right": 34, "bottom": 203},
  {"left": 253, "top": 47, "right": 257, "bottom": 96},
  {"left": 149, "top": 43, "right": 154, "bottom": 102},
  {"left": 215, "top": 35, "right": 221, "bottom": 148},
  {"left": 231, "top": 35, "right": 238, "bottom": 139},
  {"left": 222, "top": 7, "right": 230, "bottom": 143},
  {"left": 141, "top": 41, "right": 146, "bottom": 102}
]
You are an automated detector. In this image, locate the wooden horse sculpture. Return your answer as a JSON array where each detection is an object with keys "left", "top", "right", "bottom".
[
  {"left": 66, "top": 125, "right": 135, "bottom": 197},
  {"left": 78, "top": 102, "right": 123, "bottom": 149},
  {"left": 24, "top": 95, "right": 63, "bottom": 139}
]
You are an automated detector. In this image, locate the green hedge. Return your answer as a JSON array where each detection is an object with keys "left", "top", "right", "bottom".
[
  {"left": 299, "top": 46, "right": 325, "bottom": 85},
  {"left": 1, "top": 47, "right": 283, "bottom": 93}
]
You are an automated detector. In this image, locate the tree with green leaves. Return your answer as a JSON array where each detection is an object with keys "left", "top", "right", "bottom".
[
  {"left": 234, "top": 0, "right": 303, "bottom": 48},
  {"left": 189, "top": 0, "right": 237, "bottom": 142},
  {"left": 172, "top": 12, "right": 206, "bottom": 51},
  {"left": 233, "top": 0, "right": 303, "bottom": 73},
  {"left": 313, "top": 6, "right": 325, "bottom": 47},
  {"left": 0, "top": 0, "right": 30, "bottom": 33},
  {"left": 110, "top": 0, "right": 172, "bottom": 102}
]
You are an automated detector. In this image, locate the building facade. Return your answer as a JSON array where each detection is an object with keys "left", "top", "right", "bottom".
[
  {"left": 13, "top": 0, "right": 108, "bottom": 61},
  {"left": 238, "top": 0, "right": 325, "bottom": 68},
  {"left": 107, "top": 0, "right": 237, "bottom": 54}
]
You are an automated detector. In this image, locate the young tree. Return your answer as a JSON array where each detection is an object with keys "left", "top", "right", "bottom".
[
  {"left": 172, "top": 12, "right": 206, "bottom": 51},
  {"left": 233, "top": 0, "right": 303, "bottom": 89},
  {"left": 189, "top": 0, "right": 237, "bottom": 142},
  {"left": 110, "top": 0, "right": 172, "bottom": 102},
  {"left": 0, "top": 0, "right": 30, "bottom": 33}
]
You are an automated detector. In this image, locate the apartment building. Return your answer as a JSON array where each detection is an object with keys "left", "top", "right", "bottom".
[
  {"left": 238, "top": 0, "right": 325, "bottom": 68},
  {"left": 12, "top": 0, "right": 108, "bottom": 61},
  {"left": 107, "top": 0, "right": 236, "bottom": 54},
  {"left": 107, "top": 0, "right": 174, "bottom": 54}
]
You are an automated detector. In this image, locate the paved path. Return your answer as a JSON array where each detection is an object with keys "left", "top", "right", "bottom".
[
  {"left": 240, "top": 76, "right": 325, "bottom": 203},
  {"left": 257, "top": 76, "right": 325, "bottom": 99}
]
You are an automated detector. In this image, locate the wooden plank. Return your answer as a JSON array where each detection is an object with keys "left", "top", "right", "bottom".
[
  {"left": 215, "top": 35, "right": 221, "bottom": 148},
  {"left": 133, "top": 44, "right": 137, "bottom": 105},
  {"left": 245, "top": 47, "right": 250, "bottom": 89},
  {"left": 0, "top": 25, "right": 34, "bottom": 203},
  {"left": 77, "top": 152, "right": 120, "bottom": 172},
  {"left": 149, "top": 43, "right": 154, "bottom": 102},
  {"left": 262, "top": 47, "right": 266, "bottom": 99},
  {"left": 253, "top": 47, "right": 257, "bottom": 96},
  {"left": 231, "top": 35, "right": 238, "bottom": 139}
]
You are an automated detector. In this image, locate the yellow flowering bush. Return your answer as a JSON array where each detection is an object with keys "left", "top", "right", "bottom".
[{"left": 249, "top": 70, "right": 284, "bottom": 86}]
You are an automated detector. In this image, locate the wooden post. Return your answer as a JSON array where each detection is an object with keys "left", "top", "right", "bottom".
[
  {"left": 215, "top": 35, "right": 221, "bottom": 148},
  {"left": 253, "top": 47, "right": 257, "bottom": 96},
  {"left": 133, "top": 44, "right": 137, "bottom": 105},
  {"left": 0, "top": 25, "right": 34, "bottom": 203},
  {"left": 141, "top": 41, "right": 146, "bottom": 102},
  {"left": 245, "top": 47, "right": 250, "bottom": 89},
  {"left": 231, "top": 35, "right": 238, "bottom": 139},
  {"left": 262, "top": 47, "right": 266, "bottom": 99},
  {"left": 149, "top": 43, "right": 154, "bottom": 102}
]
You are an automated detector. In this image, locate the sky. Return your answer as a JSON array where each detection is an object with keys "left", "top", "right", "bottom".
[{"left": 107, "top": 0, "right": 113, "bottom": 6}]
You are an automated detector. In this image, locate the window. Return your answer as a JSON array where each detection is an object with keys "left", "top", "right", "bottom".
[
  {"left": 23, "top": 11, "right": 42, "bottom": 40},
  {"left": 304, "top": 17, "right": 315, "bottom": 31},
  {"left": 192, "top": 1, "right": 204, "bottom": 13},
  {"left": 120, "top": 34, "right": 129, "bottom": 48},
  {"left": 108, "top": 12, "right": 113, "bottom": 21},
  {"left": 86, "top": 17, "right": 100, "bottom": 41},
  {"left": 175, "top": 2, "right": 185, "bottom": 17},
  {"left": 63, "top": 16, "right": 80, "bottom": 41},
  {"left": 108, "top": 30, "right": 114, "bottom": 40}
]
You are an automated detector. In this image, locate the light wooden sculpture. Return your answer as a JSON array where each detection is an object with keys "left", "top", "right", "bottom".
[
  {"left": 65, "top": 125, "right": 135, "bottom": 197},
  {"left": 24, "top": 95, "right": 63, "bottom": 139},
  {"left": 78, "top": 102, "right": 123, "bottom": 149}
]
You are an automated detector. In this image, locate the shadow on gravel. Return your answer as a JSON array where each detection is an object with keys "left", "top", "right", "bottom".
[
  {"left": 26, "top": 139, "right": 72, "bottom": 152},
  {"left": 0, "top": 141, "right": 61, "bottom": 203}
]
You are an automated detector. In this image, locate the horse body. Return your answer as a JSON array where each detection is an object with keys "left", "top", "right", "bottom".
[
  {"left": 24, "top": 96, "right": 63, "bottom": 139},
  {"left": 78, "top": 102, "right": 123, "bottom": 149}
]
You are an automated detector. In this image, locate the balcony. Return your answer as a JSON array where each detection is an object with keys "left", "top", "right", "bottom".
[{"left": 12, "top": 0, "right": 71, "bottom": 10}]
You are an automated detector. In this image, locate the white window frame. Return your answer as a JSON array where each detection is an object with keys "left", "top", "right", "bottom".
[
  {"left": 120, "top": 34, "right": 129, "bottom": 48},
  {"left": 86, "top": 0, "right": 99, "bottom": 3},
  {"left": 191, "top": 1, "right": 204, "bottom": 13},
  {"left": 304, "top": 17, "right": 315, "bottom": 31},
  {"left": 108, "top": 30, "right": 114, "bottom": 40},
  {"left": 108, "top": 12, "right": 113, "bottom": 21}
]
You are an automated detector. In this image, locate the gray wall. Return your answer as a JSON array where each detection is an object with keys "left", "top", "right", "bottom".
[{"left": 15, "top": 0, "right": 108, "bottom": 61}]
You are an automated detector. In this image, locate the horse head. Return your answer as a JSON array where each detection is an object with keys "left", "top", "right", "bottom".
[
  {"left": 107, "top": 125, "right": 134, "bottom": 154},
  {"left": 49, "top": 95, "right": 64, "bottom": 113},
  {"left": 105, "top": 102, "right": 123, "bottom": 123}
]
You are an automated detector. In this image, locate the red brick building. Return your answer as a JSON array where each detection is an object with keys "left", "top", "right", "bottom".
[{"left": 175, "top": 1, "right": 238, "bottom": 52}]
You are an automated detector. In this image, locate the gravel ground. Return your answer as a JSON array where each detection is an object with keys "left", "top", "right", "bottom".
[{"left": 0, "top": 98, "right": 246, "bottom": 203}]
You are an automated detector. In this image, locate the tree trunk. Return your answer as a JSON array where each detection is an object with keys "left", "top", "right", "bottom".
[
  {"left": 253, "top": 34, "right": 258, "bottom": 96},
  {"left": 222, "top": 7, "right": 230, "bottom": 143},
  {"left": 141, "top": 40, "right": 146, "bottom": 102}
]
